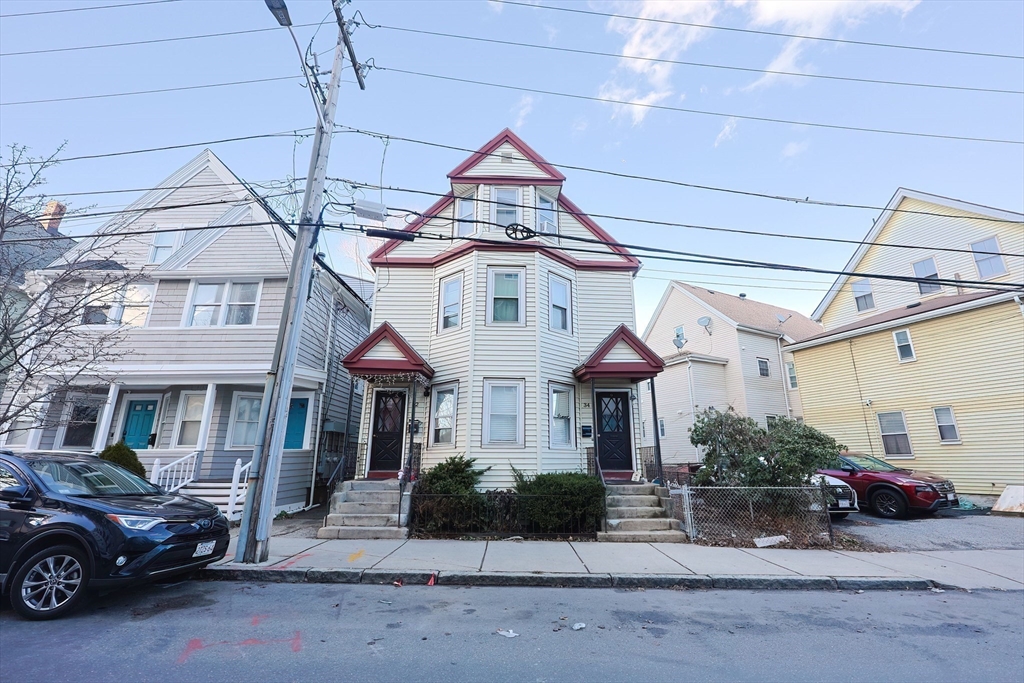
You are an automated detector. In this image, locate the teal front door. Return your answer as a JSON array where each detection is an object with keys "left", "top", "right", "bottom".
[
  {"left": 283, "top": 397, "right": 309, "bottom": 450},
  {"left": 122, "top": 400, "right": 157, "bottom": 450}
]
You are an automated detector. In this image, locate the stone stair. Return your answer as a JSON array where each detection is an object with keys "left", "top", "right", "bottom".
[
  {"left": 317, "top": 479, "right": 408, "bottom": 540},
  {"left": 597, "top": 483, "right": 687, "bottom": 543}
]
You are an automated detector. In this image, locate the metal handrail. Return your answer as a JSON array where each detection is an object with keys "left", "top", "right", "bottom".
[
  {"left": 226, "top": 458, "right": 252, "bottom": 520},
  {"left": 150, "top": 451, "right": 199, "bottom": 493}
]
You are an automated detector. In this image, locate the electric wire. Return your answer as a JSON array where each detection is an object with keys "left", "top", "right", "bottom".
[
  {"left": 494, "top": 0, "right": 1024, "bottom": 61},
  {"left": 0, "top": 0, "right": 180, "bottom": 19}
]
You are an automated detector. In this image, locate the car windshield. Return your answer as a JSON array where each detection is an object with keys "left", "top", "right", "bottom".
[
  {"left": 27, "top": 459, "right": 161, "bottom": 496},
  {"left": 842, "top": 454, "right": 899, "bottom": 471}
]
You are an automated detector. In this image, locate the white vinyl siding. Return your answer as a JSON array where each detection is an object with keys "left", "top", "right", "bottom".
[
  {"left": 912, "top": 257, "right": 941, "bottom": 295},
  {"left": 430, "top": 383, "right": 458, "bottom": 446},
  {"left": 483, "top": 379, "right": 524, "bottom": 446},
  {"left": 456, "top": 194, "right": 476, "bottom": 237},
  {"left": 536, "top": 193, "right": 557, "bottom": 234},
  {"left": 549, "top": 383, "right": 574, "bottom": 448},
  {"left": 893, "top": 329, "right": 916, "bottom": 362},
  {"left": 877, "top": 411, "right": 913, "bottom": 457},
  {"left": 852, "top": 279, "right": 875, "bottom": 312},
  {"left": 970, "top": 236, "right": 1007, "bottom": 280},
  {"left": 933, "top": 406, "right": 961, "bottom": 443},
  {"left": 548, "top": 273, "right": 570, "bottom": 333},
  {"left": 487, "top": 268, "right": 525, "bottom": 325},
  {"left": 438, "top": 273, "right": 463, "bottom": 332},
  {"left": 493, "top": 187, "right": 520, "bottom": 228},
  {"left": 174, "top": 392, "right": 206, "bottom": 448},
  {"left": 227, "top": 393, "right": 262, "bottom": 448}
]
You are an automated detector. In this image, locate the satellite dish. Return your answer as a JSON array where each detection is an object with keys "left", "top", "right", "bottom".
[
  {"left": 697, "top": 316, "right": 712, "bottom": 327},
  {"left": 672, "top": 337, "right": 686, "bottom": 349},
  {"left": 776, "top": 313, "right": 787, "bottom": 323}
]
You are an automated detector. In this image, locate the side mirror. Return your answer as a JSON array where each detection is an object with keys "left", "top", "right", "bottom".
[
  {"left": 0, "top": 484, "right": 32, "bottom": 502},
  {"left": 840, "top": 465, "right": 856, "bottom": 474}
]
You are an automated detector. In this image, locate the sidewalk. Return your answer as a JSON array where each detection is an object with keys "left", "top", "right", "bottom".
[{"left": 206, "top": 535, "right": 1024, "bottom": 592}]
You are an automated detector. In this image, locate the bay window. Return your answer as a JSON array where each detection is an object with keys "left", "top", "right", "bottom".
[
  {"left": 494, "top": 187, "right": 519, "bottom": 228},
  {"left": 430, "top": 383, "right": 458, "bottom": 446},
  {"left": 487, "top": 268, "right": 525, "bottom": 324},
  {"left": 483, "top": 379, "right": 524, "bottom": 445},
  {"left": 550, "top": 383, "right": 574, "bottom": 448}
]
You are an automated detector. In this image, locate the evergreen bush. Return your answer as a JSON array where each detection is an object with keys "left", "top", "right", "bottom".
[
  {"left": 99, "top": 441, "right": 147, "bottom": 478},
  {"left": 513, "top": 469, "right": 605, "bottom": 533}
]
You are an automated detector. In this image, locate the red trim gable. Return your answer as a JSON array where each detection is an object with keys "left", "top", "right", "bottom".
[
  {"left": 342, "top": 322, "right": 434, "bottom": 379},
  {"left": 368, "top": 193, "right": 454, "bottom": 262},
  {"left": 447, "top": 128, "right": 566, "bottom": 182},
  {"left": 558, "top": 195, "right": 639, "bottom": 267},
  {"left": 574, "top": 324, "right": 664, "bottom": 382}
]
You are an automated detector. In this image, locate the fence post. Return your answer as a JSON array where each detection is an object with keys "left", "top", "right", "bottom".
[
  {"left": 682, "top": 485, "right": 696, "bottom": 540},
  {"left": 821, "top": 484, "right": 834, "bottom": 545},
  {"left": 151, "top": 459, "right": 162, "bottom": 485}
]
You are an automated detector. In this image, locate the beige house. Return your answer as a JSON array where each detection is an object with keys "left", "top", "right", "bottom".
[
  {"left": 789, "top": 189, "right": 1024, "bottom": 497},
  {"left": 639, "top": 282, "right": 822, "bottom": 465},
  {"left": 340, "top": 129, "right": 663, "bottom": 490},
  {"left": 0, "top": 150, "right": 371, "bottom": 515}
]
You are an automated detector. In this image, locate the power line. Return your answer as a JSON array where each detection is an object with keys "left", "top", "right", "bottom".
[
  {"left": 494, "top": 0, "right": 1024, "bottom": 61},
  {"left": 0, "top": 0, "right": 180, "bottom": 19},
  {"left": 369, "top": 65, "right": 1023, "bottom": 146},
  {"left": 18, "top": 177, "right": 306, "bottom": 200},
  {"left": 365, "top": 22, "right": 1023, "bottom": 96},
  {"left": 336, "top": 177, "right": 1024, "bottom": 257},
  {"left": 335, "top": 124, "right": 1024, "bottom": 224}
]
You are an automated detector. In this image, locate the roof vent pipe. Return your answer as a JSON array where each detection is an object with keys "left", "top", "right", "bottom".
[{"left": 739, "top": 293, "right": 747, "bottom": 299}]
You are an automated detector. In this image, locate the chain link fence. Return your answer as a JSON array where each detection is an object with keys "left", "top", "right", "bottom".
[{"left": 671, "top": 486, "right": 834, "bottom": 548}]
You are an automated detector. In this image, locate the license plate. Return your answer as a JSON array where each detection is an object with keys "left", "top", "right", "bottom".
[
  {"left": 947, "top": 493, "right": 956, "bottom": 501},
  {"left": 193, "top": 540, "right": 216, "bottom": 557}
]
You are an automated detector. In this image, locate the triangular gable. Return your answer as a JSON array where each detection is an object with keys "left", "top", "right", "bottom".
[
  {"left": 574, "top": 324, "right": 664, "bottom": 382},
  {"left": 447, "top": 129, "right": 566, "bottom": 184},
  {"left": 604, "top": 339, "right": 645, "bottom": 363},
  {"left": 342, "top": 322, "right": 434, "bottom": 379}
]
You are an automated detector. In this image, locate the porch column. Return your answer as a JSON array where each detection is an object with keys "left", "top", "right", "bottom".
[
  {"left": 25, "top": 392, "right": 50, "bottom": 450},
  {"left": 648, "top": 378, "right": 665, "bottom": 485},
  {"left": 193, "top": 383, "right": 217, "bottom": 472},
  {"left": 92, "top": 382, "right": 120, "bottom": 452},
  {"left": 590, "top": 379, "right": 599, "bottom": 478}
]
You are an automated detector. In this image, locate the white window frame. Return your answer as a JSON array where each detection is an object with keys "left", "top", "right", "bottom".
[
  {"left": 785, "top": 361, "right": 798, "bottom": 389},
  {"left": 876, "top": 410, "right": 913, "bottom": 458},
  {"left": 756, "top": 357, "right": 771, "bottom": 377},
  {"left": 284, "top": 391, "right": 315, "bottom": 451},
  {"left": 147, "top": 226, "right": 200, "bottom": 265},
  {"left": 536, "top": 191, "right": 558, "bottom": 235},
  {"left": 112, "top": 392, "right": 163, "bottom": 449},
  {"left": 912, "top": 257, "right": 942, "bottom": 296},
  {"left": 172, "top": 391, "right": 207, "bottom": 449},
  {"left": 428, "top": 382, "right": 459, "bottom": 447},
  {"left": 181, "top": 279, "right": 263, "bottom": 328},
  {"left": 892, "top": 329, "right": 916, "bottom": 363},
  {"left": 0, "top": 416, "right": 35, "bottom": 447},
  {"left": 437, "top": 272, "right": 463, "bottom": 333},
  {"left": 548, "top": 272, "right": 571, "bottom": 334},
  {"left": 226, "top": 392, "right": 263, "bottom": 450},
  {"left": 766, "top": 415, "right": 779, "bottom": 430},
  {"left": 81, "top": 282, "right": 155, "bottom": 328},
  {"left": 491, "top": 186, "right": 521, "bottom": 229},
  {"left": 55, "top": 393, "right": 103, "bottom": 450},
  {"left": 658, "top": 418, "right": 666, "bottom": 438},
  {"left": 455, "top": 192, "right": 476, "bottom": 237},
  {"left": 970, "top": 236, "right": 1008, "bottom": 280},
  {"left": 933, "top": 406, "right": 961, "bottom": 444},
  {"left": 549, "top": 382, "right": 575, "bottom": 450},
  {"left": 486, "top": 267, "right": 526, "bottom": 326},
  {"left": 851, "top": 279, "right": 875, "bottom": 313},
  {"left": 482, "top": 379, "right": 525, "bottom": 447}
]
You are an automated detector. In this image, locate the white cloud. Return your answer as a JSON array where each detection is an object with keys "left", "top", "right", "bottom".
[
  {"left": 571, "top": 117, "right": 589, "bottom": 133},
  {"left": 543, "top": 24, "right": 559, "bottom": 43},
  {"left": 714, "top": 117, "right": 738, "bottom": 147},
  {"left": 513, "top": 94, "right": 535, "bottom": 129},
  {"left": 781, "top": 140, "right": 810, "bottom": 158}
]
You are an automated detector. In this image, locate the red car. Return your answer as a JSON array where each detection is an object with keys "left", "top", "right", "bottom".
[{"left": 818, "top": 453, "right": 958, "bottom": 519}]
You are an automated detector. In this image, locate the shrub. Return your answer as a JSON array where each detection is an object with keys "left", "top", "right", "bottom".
[
  {"left": 513, "top": 470, "right": 605, "bottom": 533},
  {"left": 416, "top": 455, "right": 489, "bottom": 495},
  {"left": 99, "top": 441, "right": 147, "bottom": 478}
]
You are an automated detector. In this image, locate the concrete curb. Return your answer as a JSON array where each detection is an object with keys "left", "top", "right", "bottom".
[{"left": 201, "top": 565, "right": 941, "bottom": 591}]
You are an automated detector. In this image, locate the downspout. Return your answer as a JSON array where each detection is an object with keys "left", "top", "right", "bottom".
[
  {"left": 686, "top": 359, "right": 699, "bottom": 461},
  {"left": 649, "top": 377, "right": 664, "bottom": 485},
  {"left": 776, "top": 336, "right": 792, "bottom": 418},
  {"left": 591, "top": 379, "right": 600, "bottom": 482}
]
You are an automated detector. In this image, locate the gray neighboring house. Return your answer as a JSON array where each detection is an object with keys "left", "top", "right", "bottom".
[{"left": 0, "top": 150, "right": 371, "bottom": 516}]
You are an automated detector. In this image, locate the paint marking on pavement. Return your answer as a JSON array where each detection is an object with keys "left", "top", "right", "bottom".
[
  {"left": 349, "top": 549, "right": 366, "bottom": 563},
  {"left": 273, "top": 553, "right": 312, "bottom": 570},
  {"left": 177, "top": 631, "right": 302, "bottom": 664},
  {"left": 251, "top": 614, "right": 269, "bottom": 626}
]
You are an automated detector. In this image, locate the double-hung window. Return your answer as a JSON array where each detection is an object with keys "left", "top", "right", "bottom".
[
  {"left": 536, "top": 193, "right": 557, "bottom": 234},
  {"left": 149, "top": 228, "right": 199, "bottom": 265},
  {"left": 852, "top": 279, "right": 875, "bottom": 312},
  {"left": 487, "top": 268, "right": 524, "bottom": 324},
  {"left": 456, "top": 193, "right": 475, "bottom": 237},
  {"left": 82, "top": 283, "right": 155, "bottom": 327},
  {"left": 430, "top": 383, "right": 458, "bottom": 446},
  {"left": 912, "top": 258, "right": 941, "bottom": 295},
  {"left": 494, "top": 187, "right": 519, "bottom": 228},
  {"left": 756, "top": 358, "right": 770, "bottom": 377},
  {"left": 483, "top": 379, "right": 524, "bottom": 446},
  {"left": 766, "top": 415, "right": 779, "bottom": 431},
  {"left": 228, "top": 393, "right": 262, "bottom": 448},
  {"left": 187, "top": 281, "right": 260, "bottom": 327},
  {"left": 60, "top": 398, "right": 101, "bottom": 448},
  {"left": 120, "top": 284, "right": 155, "bottom": 326},
  {"left": 3, "top": 416, "right": 34, "bottom": 446},
  {"left": 175, "top": 393, "right": 206, "bottom": 447},
  {"left": 550, "top": 383, "right": 574, "bottom": 448},
  {"left": 658, "top": 419, "right": 666, "bottom": 438},
  {"left": 933, "top": 407, "right": 960, "bottom": 443},
  {"left": 970, "top": 237, "right": 1007, "bottom": 279},
  {"left": 893, "top": 329, "right": 915, "bottom": 362},
  {"left": 549, "top": 273, "right": 570, "bottom": 332},
  {"left": 877, "top": 411, "right": 912, "bottom": 457},
  {"left": 438, "top": 274, "right": 462, "bottom": 331},
  {"left": 785, "top": 361, "right": 798, "bottom": 389}
]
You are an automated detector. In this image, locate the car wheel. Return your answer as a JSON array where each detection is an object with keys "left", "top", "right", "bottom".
[
  {"left": 871, "top": 489, "right": 908, "bottom": 520},
  {"left": 9, "top": 545, "right": 91, "bottom": 620},
  {"left": 830, "top": 513, "right": 850, "bottom": 521}
]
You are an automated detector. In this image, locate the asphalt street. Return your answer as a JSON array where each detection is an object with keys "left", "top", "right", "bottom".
[
  {"left": 2, "top": 581, "right": 1022, "bottom": 683},
  {"left": 835, "top": 510, "right": 1024, "bottom": 551}
]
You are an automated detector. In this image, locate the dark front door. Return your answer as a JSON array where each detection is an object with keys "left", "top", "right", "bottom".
[
  {"left": 121, "top": 400, "right": 157, "bottom": 450},
  {"left": 596, "top": 392, "right": 632, "bottom": 471},
  {"left": 369, "top": 391, "right": 406, "bottom": 473}
]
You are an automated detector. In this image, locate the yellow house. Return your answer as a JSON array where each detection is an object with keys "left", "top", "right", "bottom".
[{"left": 789, "top": 189, "right": 1023, "bottom": 498}]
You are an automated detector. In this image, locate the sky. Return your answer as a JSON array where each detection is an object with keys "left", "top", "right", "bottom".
[{"left": 1, "top": 0, "right": 1022, "bottom": 329}]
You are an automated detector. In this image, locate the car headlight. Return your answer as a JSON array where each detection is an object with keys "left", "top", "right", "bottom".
[
  {"left": 914, "top": 485, "right": 936, "bottom": 494},
  {"left": 106, "top": 514, "right": 165, "bottom": 531}
]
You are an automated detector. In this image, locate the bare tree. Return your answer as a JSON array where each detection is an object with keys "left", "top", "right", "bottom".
[{"left": 1, "top": 143, "right": 141, "bottom": 440}]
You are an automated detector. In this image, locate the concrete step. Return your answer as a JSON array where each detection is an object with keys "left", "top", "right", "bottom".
[
  {"left": 330, "top": 501, "right": 398, "bottom": 515},
  {"left": 606, "top": 518, "right": 679, "bottom": 532},
  {"left": 606, "top": 484, "right": 656, "bottom": 495},
  {"left": 343, "top": 490, "right": 401, "bottom": 503},
  {"left": 317, "top": 525, "right": 408, "bottom": 540},
  {"left": 604, "top": 506, "right": 665, "bottom": 519},
  {"left": 606, "top": 494, "right": 662, "bottom": 508},
  {"left": 596, "top": 529, "right": 688, "bottom": 543},
  {"left": 325, "top": 513, "right": 399, "bottom": 527},
  {"left": 345, "top": 479, "right": 400, "bottom": 491}
]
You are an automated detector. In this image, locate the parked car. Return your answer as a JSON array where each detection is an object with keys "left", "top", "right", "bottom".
[
  {"left": 818, "top": 453, "right": 958, "bottom": 519},
  {"left": 811, "top": 473, "right": 859, "bottom": 520},
  {"left": 0, "top": 450, "right": 229, "bottom": 620}
]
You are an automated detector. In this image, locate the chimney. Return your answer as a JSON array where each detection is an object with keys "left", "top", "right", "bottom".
[
  {"left": 40, "top": 201, "right": 66, "bottom": 236},
  {"left": 954, "top": 273, "right": 964, "bottom": 295},
  {"left": 739, "top": 293, "right": 747, "bottom": 299}
]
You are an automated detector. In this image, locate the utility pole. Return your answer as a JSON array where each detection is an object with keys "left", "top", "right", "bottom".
[{"left": 236, "top": 0, "right": 364, "bottom": 564}]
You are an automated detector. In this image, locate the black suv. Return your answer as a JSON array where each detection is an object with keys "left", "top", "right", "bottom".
[{"left": 0, "top": 451, "right": 229, "bottom": 620}]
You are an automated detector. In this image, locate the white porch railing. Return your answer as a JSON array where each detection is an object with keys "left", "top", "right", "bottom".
[
  {"left": 226, "top": 458, "right": 252, "bottom": 521},
  {"left": 151, "top": 451, "right": 199, "bottom": 493}
]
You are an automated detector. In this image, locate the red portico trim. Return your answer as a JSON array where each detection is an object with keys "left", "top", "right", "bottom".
[
  {"left": 342, "top": 322, "right": 435, "bottom": 379},
  {"left": 573, "top": 324, "right": 664, "bottom": 382},
  {"left": 447, "top": 128, "right": 567, "bottom": 183}
]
